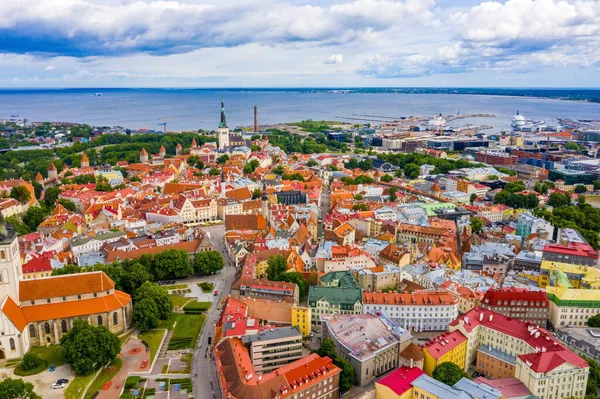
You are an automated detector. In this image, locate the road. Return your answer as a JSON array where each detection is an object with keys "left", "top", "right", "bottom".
[
  {"left": 192, "top": 224, "right": 238, "bottom": 399},
  {"left": 318, "top": 185, "right": 330, "bottom": 238}
]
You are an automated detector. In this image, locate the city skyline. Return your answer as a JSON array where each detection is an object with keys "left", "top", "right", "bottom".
[{"left": 2, "top": 0, "right": 600, "bottom": 88}]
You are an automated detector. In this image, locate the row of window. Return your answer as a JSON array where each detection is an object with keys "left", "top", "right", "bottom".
[{"left": 29, "top": 312, "right": 120, "bottom": 338}]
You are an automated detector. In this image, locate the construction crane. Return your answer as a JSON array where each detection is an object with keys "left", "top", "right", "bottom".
[{"left": 158, "top": 122, "right": 167, "bottom": 133}]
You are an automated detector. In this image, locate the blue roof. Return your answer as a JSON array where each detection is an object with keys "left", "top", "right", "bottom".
[{"left": 411, "top": 375, "right": 471, "bottom": 399}]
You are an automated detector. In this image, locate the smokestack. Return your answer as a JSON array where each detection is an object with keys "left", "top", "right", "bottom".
[{"left": 254, "top": 105, "right": 258, "bottom": 132}]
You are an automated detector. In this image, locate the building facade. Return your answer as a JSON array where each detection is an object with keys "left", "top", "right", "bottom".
[{"left": 241, "top": 327, "right": 303, "bottom": 373}]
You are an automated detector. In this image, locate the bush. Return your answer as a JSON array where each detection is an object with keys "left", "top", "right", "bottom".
[
  {"left": 167, "top": 337, "right": 192, "bottom": 350},
  {"left": 169, "top": 378, "right": 193, "bottom": 392},
  {"left": 124, "top": 376, "right": 142, "bottom": 390},
  {"left": 14, "top": 353, "right": 48, "bottom": 376}
]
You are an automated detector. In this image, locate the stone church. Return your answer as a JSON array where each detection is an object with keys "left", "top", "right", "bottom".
[{"left": 0, "top": 216, "right": 132, "bottom": 362}]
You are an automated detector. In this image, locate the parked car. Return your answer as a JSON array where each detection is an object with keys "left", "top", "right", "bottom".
[
  {"left": 51, "top": 383, "right": 66, "bottom": 389},
  {"left": 56, "top": 379, "right": 69, "bottom": 384},
  {"left": 213, "top": 290, "right": 219, "bottom": 296}
]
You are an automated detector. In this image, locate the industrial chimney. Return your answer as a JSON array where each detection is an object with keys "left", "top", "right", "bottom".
[{"left": 254, "top": 105, "right": 258, "bottom": 132}]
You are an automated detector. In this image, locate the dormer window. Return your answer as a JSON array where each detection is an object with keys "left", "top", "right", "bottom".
[
  {"left": 78, "top": 295, "right": 81, "bottom": 300},
  {"left": 94, "top": 293, "right": 97, "bottom": 298},
  {"left": 47, "top": 299, "right": 51, "bottom": 304},
  {"left": 63, "top": 297, "right": 66, "bottom": 302},
  {"left": 31, "top": 301, "right": 35, "bottom": 305}
]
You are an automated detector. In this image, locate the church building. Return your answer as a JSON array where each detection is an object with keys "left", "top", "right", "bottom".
[{"left": 0, "top": 216, "right": 132, "bottom": 362}]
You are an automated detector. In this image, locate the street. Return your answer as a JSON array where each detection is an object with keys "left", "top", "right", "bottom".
[
  {"left": 318, "top": 184, "right": 330, "bottom": 238},
  {"left": 192, "top": 224, "right": 238, "bottom": 399}
]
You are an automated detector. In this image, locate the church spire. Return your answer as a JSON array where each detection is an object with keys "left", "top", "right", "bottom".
[{"left": 219, "top": 97, "right": 228, "bottom": 129}]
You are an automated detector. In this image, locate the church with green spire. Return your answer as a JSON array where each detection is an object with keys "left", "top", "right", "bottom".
[{"left": 218, "top": 98, "right": 230, "bottom": 149}]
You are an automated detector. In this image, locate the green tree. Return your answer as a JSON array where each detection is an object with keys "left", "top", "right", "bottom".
[
  {"left": 589, "top": 314, "right": 600, "bottom": 327},
  {"left": 10, "top": 185, "right": 31, "bottom": 204},
  {"left": 352, "top": 203, "right": 369, "bottom": 211},
  {"left": 316, "top": 339, "right": 355, "bottom": 393},
  {"left": 133, "top": 298, "right": 160, "bottom": 332},
  {"left": 216, "top": 154, "right": 230, "bottom": 164},
  {"left": 73, "top": 174, "right": 96, "bottom": 184},
  {"left": 380, "top": 174, "right": 393, "bottom": 182},
  {"left": 151, "top": 249, "right": 193, "bottom": 279},
  {"left": 470, "top": 193, "right": 477, "bottom": 203},
  {"left": 129, "top": 175, "right": 141, "bottom": 182},
  {"left": 471, "top": 216, "right": 483, "bottom": 234},
  {"left": 307, "top": 159, "right": 318, "bottom": 167},
  {"left": 487, "top": 174, "right": 498, "bottom": 181},
  {"left": 593, "top": 180, "right": 600, "bottom": 191},
  {"left": 32, "top": 181, "right": 43, "bottom": 199},
  {"left": 278, "top": 271, "right": 309, "bottom": 298},
  {"left": 22, "top": 206, "right": 46, "bottom": 231},
  {"left": 193, "top": 251, "right": 225, "bottom": 275},
  {"left": 354, "top": 193, "right": 363, "bottom": 200},
  {"left": 122, "top": 262, "right": 153, "bottom": 294},
  {"left": 58, "top": 198, "right": 77, "bottom": 212},
  {"left": 548, "top": 192, "right": 571, "bottom": 208},
  {"left": 60, "top": 319, "right": 120, "bottom": 375},
  {"left": 527, "top": 193, "right": 539, "bottom": 209},
  {"left": 432, "top": 362, "right": 467, "bottom": 386},
  {"left": 0, "top": 378, "right": 42, "bottom": 399},
  {"left": 565, "top": 142, "right": 579, "bottom": 151},
  {"left": 5, "top": 215, "right": 31, "bottom": 236},
  {"left": 266, "top": 254, "right": 287, "bottom": 280},
  {"left": 252, "top": 188, "right": 261, "bottom": 199},
  {"left": 44, "top": 186, "right": 62, "bottom": 206},
  {"left": 358, "top": 159, "right": 373, "bottom": 171},
  {"left": 20, "top": 353, "right": 44, "bottom": 371},
  {"left": 404, "top": 163, "right": 420, "bottom": 179},
  {"left": 388, "top": 187, "right": 398, "bottom": 202},
  {"left": 209, "top": 168, "right": 220, "bottom": 176},
  {"left": 575, "top": 185, "right": 588, "bottom": 194},
  {"left": 134, "top": 281, "right": 172, "bottom": 320}
]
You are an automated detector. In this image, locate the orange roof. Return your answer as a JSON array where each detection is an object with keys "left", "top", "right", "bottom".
[
  {"left": 19, "top": 271, "right": 115, "bottom": 302},
  {"left": 1, "top": 296, "right": 28, "bottom": 332},
  {"left": 363, "top": 291, "right": 457, "bottom": 306},
  {"left": 48, "top": 162, "right": 57, "bottom": 171},
  {"left": 21, "top": 291, "right": 130, "bottom": 322},
  {"left": 140, "top": 147, "right": 148, "bottom": 155},
  {"left": 81, "top": 152, "right": 89, "bottom": 162}
]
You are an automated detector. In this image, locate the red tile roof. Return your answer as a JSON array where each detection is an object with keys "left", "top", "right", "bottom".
[
  {"left": 363, "top": 291, "right": 457, "bottom": 306},
  {"left": 543, "top": 242, "right": 598, "bottom": 259},
  {"left": 422, "top": 330, "right": 467, "bottom": 359},
  {"left": 518, "top": 349, "right": 588, "bottom": 373},
  {"left": 482, "top": 288, "right": 548, "bottom": 307},
  {"left": 19, "top": 271, "right": 115, "bottom": 302},
  {"left": 376, "top": 367, "right": 424, "bottom": 396}
]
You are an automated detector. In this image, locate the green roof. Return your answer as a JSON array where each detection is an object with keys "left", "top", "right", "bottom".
[
  {"left": 418, "top": 203, "right": 457, "bottom": 216},
  {"left": 308, "top": 286, "right": 362, "bottom": 308},
  {"left": 319, "top": 271, "right": 360, "bottom": 289}
]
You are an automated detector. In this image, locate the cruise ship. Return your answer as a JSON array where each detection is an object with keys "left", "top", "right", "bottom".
[{"left": 511, "top": 110, "right": 546, "bottom": 132}]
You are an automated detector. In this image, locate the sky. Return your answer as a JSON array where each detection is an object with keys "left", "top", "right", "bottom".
[{"left": 1, "top": 0, "right": 600, "bottom": 88}]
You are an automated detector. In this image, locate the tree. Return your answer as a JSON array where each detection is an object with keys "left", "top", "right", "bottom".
[
  {"left": 307, "top": 159, "right": 318, "bottom": 167},
  {"left": 575, "top": 185, "right": 588, "bottom": 194},
  {"left": 193, "top": 251, "right": 225, "bottom": 275},
  {"left": 487, "top": 174, "right": 498, "bottom": 181},
  {"left": 216, "top": 154, "right": 230, "bottom": 164},
  {"left": 0, "top": 378, "right": 42, "bottom": 399},
  {"left": 22, "top": 206, "right": 46, "bottom": 231},
  {"left": 134, "top": 281, "right": 172, "bottom": 320},
  {"left": 548, "top": 192, "right": 571, "bottom": 208},
  {"left": 471, "top": 216, "right": 483, "bottom": 234},
  {"left": 278, "top": 271, "right": 309, "bottom": 297},
  {"left": 32, "top": 181, "right": 43, "bottom": 199},
  {"left": 209, "top": 168, "right": 220, "bottom": 176},
  {"left": 252, "top": 188, "right": 261, "bottom": 199},
  {"left": 432, "top": 362, "right": 467, "bottom": 386},
  {"left": 380, "top": 174, "right": 393, "bottom": 182},
  {"left": 73, "top": 174, "right": 96, "bottom": 184},
  {"left": 10, "top": 185, "right": 31, "bottom": 204},
  {"left": 21, "top": 353, "right": 44, "bottom": 371},
  {"left": 565, "top": 142, "right": 579, "bottom": 151},
  {"left": 151, "top": 249, "right": 193, "bottom": 279},
  {"left": 358, "top": 159, "right": 373, "bottom": 171},
  {"left": 129, "top": 175, "right": 141, "bottom": 182},
  {"left": 316, "top": 339, "right": 355, "bottom": 393},
  {"left": 470, "top": 193, "right": 477, "bottom": 203},
  {"left": 354, "top": 193, "right": 363, "bottom": 200},
  {"left": 593, "top": 180, "right": 600, "bottom": 191},
  {"left": 58, "top": 198, "right": 77, "bottom": 212},
  {"left": 352, "top": 203, "right": 369, "bottom": 211},
  {"left": 404, "top": 163, "right": 420, "bottom": 179},
  {"left": 60, "top": 319, "right": 120, "bottom": 375},
  {"left": 44, "top": 186, "right": 62, "bottom": 206},
  {"left": 388, "top": 187, "right": 398, "bottom": 202},
  {"left": 5, "top": 215, "right": 31, "bottom": 236},
  {"left": 95, "top": 176, "right": 112, "bottom": 192},
  {"left": 589, "top": 314, "right": 600, "bottom": 327},
  {"left": 133, "top": 298, "right": 159, "bottom": 332},
  {"left": 527, "top": 193, "right": 539, "bottom": 209},
  {"left": 122, "top": 262, "right": 153, "bottom": 294},
  {"left": 266, "top": 254, "right": 287, "bottom": 280}
]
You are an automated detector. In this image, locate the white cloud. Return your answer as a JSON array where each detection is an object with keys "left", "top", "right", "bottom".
[
  {"left": 324, "top": 54, "right": 344, "bottom": 64},
  {"left": 44, "top": 65, "right": 54, "bottom": 71}
]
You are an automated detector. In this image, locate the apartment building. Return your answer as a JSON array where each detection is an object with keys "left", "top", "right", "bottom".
[
  {"left": 422, "top": 330, "right": 467, "bottom": 376},
  {"left": 362, "top": 292, "right": 458, "bottom": 332},
  {"left": 538, "top": 260, "right": 600, "bottom": 289},
  {"left": 308, "top": 271, "right": 362, "bottom": 323},
  {"left": 351, "top": 265, "right": 408, "bottom": 292},
  {"left": 546, "top": 286, "right": 600, "bottom": 328},
  {"left": 291, "top": 306, "right": 311, "bottom": 338},
  {"left": 542, "top": 242, "right": 598, "bottom": 267},
  {"left": 241, "top": 327, "right": 303, "bottom": 373},
  {"left": 480, "top": 288, "right": 549, "bottom": 327},
  {"left": 448, "top": 307, "right": 589, "bottom": 399}
]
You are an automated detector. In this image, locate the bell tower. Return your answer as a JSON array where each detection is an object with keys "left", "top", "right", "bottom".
[
  {"left": 218, "top": 98, "right": 230, "bottom": 150},
  {"left": 0, "top": 214, "right": 21, "bottom": 301}
]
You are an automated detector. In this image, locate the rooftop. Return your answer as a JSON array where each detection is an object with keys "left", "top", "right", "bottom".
[
  {"left": 242, "top": 327, "right": 301, "bottom": 345},
  {"left": 376, "top": 366, "right": 424, "bottom": 396},
  {"left": 321, "top": 314, "right": 400, "bottom": 360}
]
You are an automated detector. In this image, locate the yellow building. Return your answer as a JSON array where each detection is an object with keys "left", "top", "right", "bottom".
[
  {"left": 375, "top": 366, "right": 424, "bottom": 399},
  {"left": 546, "top": 286, "right": 600, "bottom": 328},
  {"left": 422, "top": 330, "right": 467, "bottom": 376},
  {"left": 538, "top": 260, "right": 600, "bottom": 289},
  {"left": 291, "top": 306, "right": 311, "bottom": 338}
]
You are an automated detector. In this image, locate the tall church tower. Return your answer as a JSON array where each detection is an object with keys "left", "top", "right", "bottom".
[
  {"left": 0, "top": 214, "right": 22, "bottom": 301},
  {"left": 218, "top": 99, "right": 230, "bottom": 150}
]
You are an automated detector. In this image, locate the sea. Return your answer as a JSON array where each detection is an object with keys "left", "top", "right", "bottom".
[{"left": 2, "top": 88, "right": 600, "bottom": 132}]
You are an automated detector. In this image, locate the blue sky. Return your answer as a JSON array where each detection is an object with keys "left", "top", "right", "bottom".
[{"left": 1, "top": 0, "right": 599, "bottom": 87}]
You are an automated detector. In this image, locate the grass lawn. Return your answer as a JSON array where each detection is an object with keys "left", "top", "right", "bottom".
[
  {"left": 139, "top": 330, "right": 166, "bottom": 363},
  {"left": 65, "top": 373, "right": 96, "bottom": 399},
  {"left": 157, "top": 312, "right": 180, "bottom": 330},
  {"left": 83, "top": 358, "right": 123, "bottom": 399},
  {"left": 168, "top": 314, "right": 205, "bottom": 350},
  {"left": 15, "top": 345, "right": 64, "bottom": 375},
  {"left": 163, "top": 284, "right": 188, "bottom": 290},
  {"left": 169, "top": 294, "right": 191, "bottom": 309}
]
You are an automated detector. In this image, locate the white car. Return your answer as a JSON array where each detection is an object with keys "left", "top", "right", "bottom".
[{"left": 51, "top": 383, "right": 66, "bottom": 389}]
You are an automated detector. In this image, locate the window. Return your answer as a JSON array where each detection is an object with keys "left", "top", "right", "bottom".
[
  {"left": 46, "top": 298, "right": 50, "bottom": 304},
  {"left": 0, "top": 250, "right": 5, "bottom": 260},
  {"left": 77, "top": 295, "right": 82, "bottom": 300},
  {"left": 63, "top": 297, "right": 66, "bottom": 302},
  {"left": 97, "top": 315, "right": 103, "bottom": 326},
  {"left": 44, "top": 322, "right": 50, "bottom": 335},
  {"left": 61, "top": 320, "right": 68, "bottom": 334},
  {"left": 30, "top": 301, "right": 34, "bottom": 305},
  {"left": 94, "top": 293, "right": 97, "bottom": 298},
  {"left": 9, "top": 338, "right": 15, "bottom": 350},
  {"left": 29, "top": 324, "right": 36, "bottom": 338},
  {"left": 113, "top": 312, "right": 118, "bottom": 325}
]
